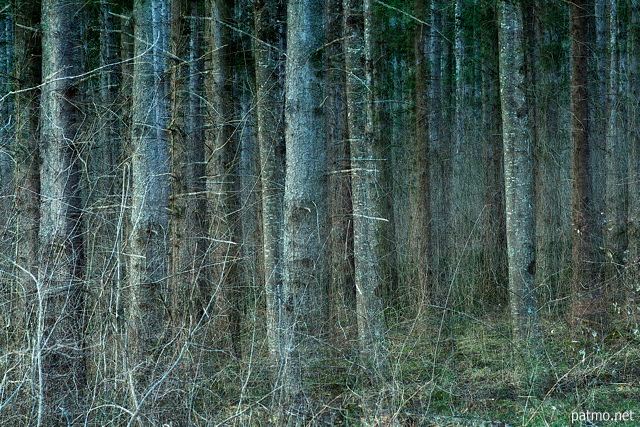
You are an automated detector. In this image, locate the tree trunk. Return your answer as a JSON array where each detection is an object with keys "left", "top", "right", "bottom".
[
  {"left": 409, "top": 0, "right": 431, "bottom": 302},
  {"left": 279, "top": 0, "right": 329, "bottom": 419},
  {"left": 127, "top": 0, "right": 171, "bottom": 420},
  {"left": 254, "top": 0, "right": 286, "bottom": 367},
  {"left": 236, "top": 1, "right": 261, "bottom": 341},
  {"left": 570, "top": 0, "right": 606, "bottom": 339},
  {"left": 11, "top": 0, "right": 41, "bottom": 369},
  {"left": 0, "top": 7, "right": 12, "bottom": 247},
  {"left": 205, "top": 0, "right": 241, "bottom": 357},
  {"left": 591, "top": 0, "right": 606, "bottom": 234},
  {"left": 498, "top": 0, "right": 542, "bottom": 355},
  {"left": 628, "top": 0, "right": 640, "bottom": 332},
  {"left": 604, "top": 0, "right": 628, "bottom": 288},
  {"left": 452, "top": 0, "right": 465, "bottom": 246},
  {"left": 169, "top": 0, "right": 208, "bottom": 336},
  {"left": 344, "top": 0, "right": 392, "bottom": 416},
  {"left": 326, "top": 0, "right": 356, "bottom": 339},
  {"left": 38, "top": 0, "right": 87, "bottom": 422},
  {"left": 429, "top": 0, "right": 450, "bottom": 299},
  {"left": 481, "top": 2, "right": 506, "bottom": 308}
]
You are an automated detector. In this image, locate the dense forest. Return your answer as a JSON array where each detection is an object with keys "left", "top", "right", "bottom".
[{"left": 0, "top": 0, "right": 639, "bottom": 425}]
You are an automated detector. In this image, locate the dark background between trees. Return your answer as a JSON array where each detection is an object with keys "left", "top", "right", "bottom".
[{"left": 0, "top": 0, "right": 639, "bottom": 425}]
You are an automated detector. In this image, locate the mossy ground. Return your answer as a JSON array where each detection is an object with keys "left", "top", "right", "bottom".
[{"left": 209, "top": 311, "right": 640, "bottom": 426}]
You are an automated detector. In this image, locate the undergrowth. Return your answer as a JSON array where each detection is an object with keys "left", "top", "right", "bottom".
[{"left": 193, "top": 311, "right": 640, "bottom": 426}]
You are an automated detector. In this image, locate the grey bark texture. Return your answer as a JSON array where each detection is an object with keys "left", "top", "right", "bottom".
[
  {"left": 279, "top": 0, "right": 329, "bottom": 420},
  {"left": 11, "top": 0, "right": 41, "bottom": 378},
  {"left": 38, "top": 0, "right": 87, "bottom": 422},
  {"left": 254, "top": 0, "right": 286, "bottom": 366},
  {"left": 604, "top": 0, "right": 628, "bottom": 286},
  {"left": 127, "top": 0, "right": 171, "bottom": 418},
  {"left": 344, "top": 0, "right": 392, "bottom": 415},
  {"left": 169, "top": 0, "right": 208, "bottom": 334},
  {"left": 206, "top": 0, "right": 242, "bottom": 356},
  {"left": 628, "top": 0, "right": 640, "bottom": 331},
  {"left": 498, "top": 0, "right": 542, "bottom": 351},
  {"left": 410, "top": 0, "right": 431, "bottom": 301},
  {"left": 570, "top": 0, "right": 607, "bottom": 338},
  {"left": 326, "top": 0, "right": 356, "bottom": 337}
]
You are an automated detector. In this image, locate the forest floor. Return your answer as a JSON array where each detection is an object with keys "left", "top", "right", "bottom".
[
  {"left": 213, "top": 311, "right": 640, "bottom": 426},
  {"left": 382, "top": 314, "right": 640, "bottom": 427}
]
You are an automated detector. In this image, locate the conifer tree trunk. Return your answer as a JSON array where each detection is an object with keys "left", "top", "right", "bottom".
[
  {"left": 410, "top": 0, "right": 431, "bottom": 301},
  {"left": 184, "top": 0, "right": 208, "bottom": 324},
  {"left": 326, "top": 0, "right": 355, "bottom": 336},
  {"left": 570, "top": 0, "right": 606, "bottom": 338},
  {"left": 205, "top": 0, "right": 241, "bottom": 356},
  {"left": 11, "top": 0, "right": 41, "bottom": 374},
  {"left": 628, "top": 0, "right": 640, "bottom": 330},
  {"left": 279, "top": 0, "right": 329, "bottom": 419},
  {"left": 254, "top": 0, "right": 285, "bottom": 364},
  {"left": 592, "top": 0, "right": 607, "bottom": 228},
  {"left": 481, "top": 3, "right": 506, "bottom": 306},
  {"left": 344, "top": 0, "right": 391, "bottom": 415},
  {"left": 236, "top": 2, "right": 261, "bottom": 335},
  {"left": 498, "top": 0, "right": 542, "bottom": 355},
  {"left": 127, "top": 0, "right": 171, "bottom": 418},
  {"left": 604, "top": 0, "right": 627, "bottom": 286},
  {"left": 38, "top": 0, "right": 87, "bottom": 422},
  {"left": 429, "top": 0, "right": 449, "bottom": 295},
  {"left": 169, "top": 0, "right": 207, "bottom": 333},
  {"left": 0, "top": 7, "right": 12, "bottom": 241},
  {"left": 452, "top": 0, "right": 466, "bottom": 251}
]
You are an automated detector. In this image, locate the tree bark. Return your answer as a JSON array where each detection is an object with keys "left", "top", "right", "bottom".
[
  {"left": 409, "top": 0, "right": 432, "bottom": 302},
  {"left": 326, "top": 0, "right": 356, "bottom": 339},
  {"left": 38, "top": 0, "right": 87, "bottom": 422},
  {"left": 591, "top": 0, "right": 606, "bottom": 233},
  {"left": 169, "top": 0, "right": 208, "bottom": 336},
  {"left": 604, "top": 0, "right": 628, "bottom": 287},
  {"left": 254, "top": 0, "right": 286, "bottom": 367},
  {"left": 127, "top": 0, "right": 171, "bottom": 419},
  {"left": 481, "top": 2, "right": 506, "bottom": 308},
  {"left": 11, "top": 0, "right": 41, "bottom": 371},
  {"left": 628, "top": 0, "right": 640, "bottom": 331},
  {"left": 0, "top": 7, "right": 12, "bottom": 247},
  {"left": 344, "top": 0, "right": 392, "bottom": 415},
  {"left": 279, "top": 0, "right": 329, "bottom": 419},
  {"left": 452, "top": 0, "right": 466, "bottom": 254},
  {"left": 236, "top": 1, "right": 261, "bottom": 342},
  {"left": 429, "top": 0, "right": 450, "bottom": 299},
  {"left": 205, "top": 0, "right": 241, "bottom": 357},
  {"left": 498, "top": 0, "right": 542, "bottom": 353},
  {"left": 570, "top": 0, "right": 607, "bottom": 339}
]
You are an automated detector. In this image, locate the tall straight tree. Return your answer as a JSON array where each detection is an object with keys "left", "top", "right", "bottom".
[
  {"left": 344, "top": 0, "right": 391, "bottom": 415},
  {"left": 326, "top": 0, "right": 355, "bottom": 332},
  {"left": 497, "top": 0, "right": 542, "bottom": 355},
  {"left": 169, "top": 0, "right": 208, "bottom": 332},
  {"left": 38, "top": 0, "right": 87, "bottom": 423},
  {"left": 481, "top": 2, "right": 506, "bottom": 306},
  {"left": 279, "top": 0, "right": 329, "bottom": 420},
  {"left": 0, "top": 6, "right": 12, "bottom": 238},
  {"left": 410, "top": 0, "right": 431, "bottom": 299},
  {"left": 429, "top": 0, "right": 449, "bottom": 295},
  {"left": 206, "top": 0, "right": 241, "bottom": 355},
  {"left": 254, "top": 0, "right": 286, "bottom": 365},
  {"left": 12, "top": 0, "right": 41, "bottom": 375},
  {"left": 451, "top": 0, "right": 466, "bottom": 256},
  {"left": 569, "top": 0, "right": 606, "bottom": 338},
  {"left": 628, "top": 0, "right": 640, "bottom": 329},
  {"left": 127, "top": 0, "right": 171, "bottom": 418},
  {"left": 604, "top": 0, "right": 627, "bottom": 285}
]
